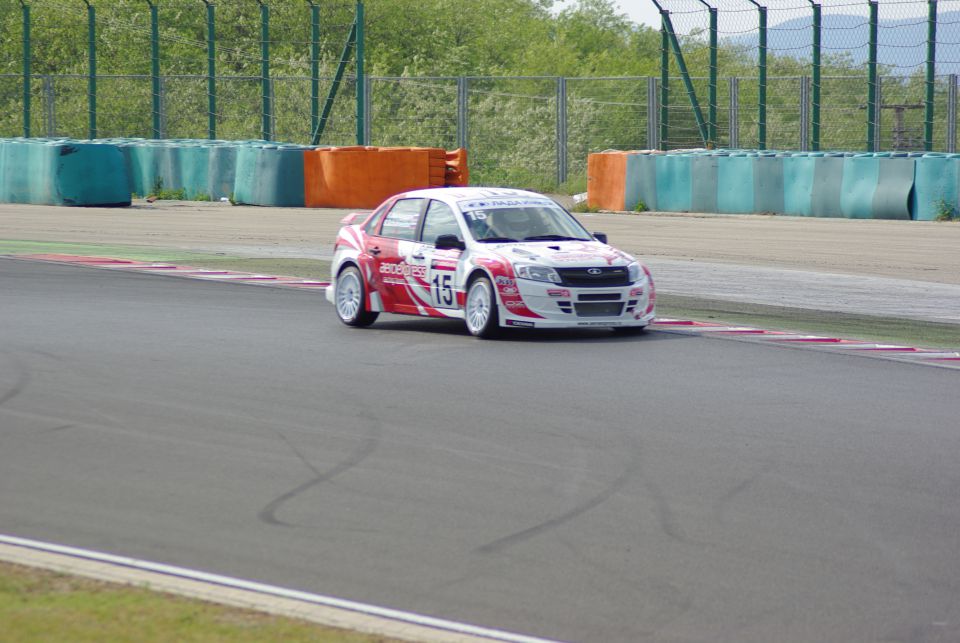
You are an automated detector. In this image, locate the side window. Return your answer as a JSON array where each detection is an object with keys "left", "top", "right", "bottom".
[
  {"left": 363, "top": 201, "right": 392, "bottom": 234},
  {"left": 420, "top": 200, "right": 461, "bottom": 245},
  {"left": 378, "top": 199, "right": 424, "bottom": 240}
]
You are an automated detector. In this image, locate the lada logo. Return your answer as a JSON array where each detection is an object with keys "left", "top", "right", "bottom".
[{"left": 587, "top": 268, "right": 603, "bottom": 275}]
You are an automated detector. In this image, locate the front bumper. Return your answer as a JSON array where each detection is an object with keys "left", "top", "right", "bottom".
[{"left": 501, "top": 278, "right": 655, "bottom": 329}]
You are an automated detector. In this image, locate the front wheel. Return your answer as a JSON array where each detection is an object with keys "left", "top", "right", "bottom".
[
  {"left": 464, "top": 276, "right": 500, "bottom": 338},
  {"left": 335, "top": 265, "right": 379, "bottom": 327}
]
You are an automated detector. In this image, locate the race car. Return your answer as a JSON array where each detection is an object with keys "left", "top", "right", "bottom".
[{"left": 326, "top": 187, "right": 655, "bottom": 337}]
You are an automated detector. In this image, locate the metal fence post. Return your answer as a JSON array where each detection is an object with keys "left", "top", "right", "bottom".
[
  {"left": 257, "top": 1, "right": 271, "bottom": 141},
  {"left": 875, "top": 75, "right": 883, "bottom": 150},
  {"left": 159, "top": 75, "right": 167, "bottom": 139},
  {"left": 925, "top": 0, "right": 937, "bottom": 151},
  {"left": 948, "top": 75, "right": 957, "bottom": 154},
  {"left": 146, "top": 1, "right": 161, "bottom": 139},
  {"left": 457, "top": 77, "right": 469, "bottom": 150},
  {"left": 363, "top": 75, "right": 372, "bottom": 145},
  {"left": 729, "top": 77, "right": 739, "bottom": 149},
  {"left": 307, "top": 1, "right": 319, "bottom": 142},
  {"left": 800, "top": 76, "right": 810, "bottom": 151},
  {"left": 20, "top": 1, "right": 31, "bottom": 137},
  {"left": 749, "top": 0, "right": 767, "bottom": 150},
  {"left": 43, "top": 75, "right": 54, "bottom": 137},
  {"left": 809, "top": 0, "right": 821, "bottom": 151},
  {"left": 556, "top": 77, "right": 568, "bottom": 185},
  {"left": 660, "top": 12, "right": 669, "bottom": 151},
  {"left": 697, "top": 0, "right": 718, "bottom": 147},
  {"left": 647, "top": 77, "right": 659, "bottom": 149},
  {"left": 355, "top": 0, "right": 366, "bottom": 145},
  {"left": 83, "top": 0, "right": 96, "bottom": 139},
  {"left": 867, "top": 0, "right": 878, "bottom": 152},
  {"left": 202, "top": 0, "right": 216, "bottom": 139},
  {"left": 270, "top": 78, "right": 277, "bottom": 138}
]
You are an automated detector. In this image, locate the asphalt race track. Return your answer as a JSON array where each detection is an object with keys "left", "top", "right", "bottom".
[{"left": 1, "top": 257, "right": 959, "bottom": 643}]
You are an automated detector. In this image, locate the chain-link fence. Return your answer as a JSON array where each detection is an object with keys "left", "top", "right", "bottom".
[
  {"left": 656, "top": 0, "right": 960, "bottom": 152},
  {"left": 5, "top": 70, "right": 960, "bottom": 190},
  {"left": 5, "top": 0, "right": 960, "bottom": 190}
]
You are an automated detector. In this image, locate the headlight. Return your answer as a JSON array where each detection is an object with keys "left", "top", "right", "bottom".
[
  {"left": 515, "top": 263, "right": 562, "bottom": 284},
  {"left": 627, "top": 262, "right": 642, "bottom": 282}
]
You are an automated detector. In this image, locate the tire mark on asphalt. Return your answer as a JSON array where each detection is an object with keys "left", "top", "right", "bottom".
[
  {"left": 0, "top": 353, "right": 29, "bottom": 408},
  {"left": 258, "top": 413, "right": 382, "bottom": 528},
  {"left": 639, "top": 472, "right": 689, "bottom": 544},
  {"left": 475, "top": 447, "right": 641, "bottom": 555},
  {"left": 711, "top": 463, "right": 774, "bottom": 526}
]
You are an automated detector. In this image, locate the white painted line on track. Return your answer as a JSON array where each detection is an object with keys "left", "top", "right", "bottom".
[{"left": 0, "top": 534, "right": 563, "bottom": 643}]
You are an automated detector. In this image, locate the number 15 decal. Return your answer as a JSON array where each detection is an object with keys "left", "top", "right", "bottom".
[{"left": 431, "top": 272, "right": 455, "bottom": 307}]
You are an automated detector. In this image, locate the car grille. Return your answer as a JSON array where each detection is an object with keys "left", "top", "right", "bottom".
[
  {"left": 556, "top": 267, "right": 630, "bottom": 287},
  {"left": 574, "top": 302, "right": 624, "bottom": 317}
]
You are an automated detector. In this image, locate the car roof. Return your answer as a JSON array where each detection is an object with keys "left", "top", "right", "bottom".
[{"left": 394, "top": 187, "right": 547, "bottom": 203}]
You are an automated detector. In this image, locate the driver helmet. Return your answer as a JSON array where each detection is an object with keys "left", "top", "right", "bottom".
[{"left": 496, "top": 209, "right": 533, "bottom": 238}]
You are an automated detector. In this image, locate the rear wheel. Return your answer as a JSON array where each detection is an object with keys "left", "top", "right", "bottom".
[
  {"left": 335, "top": 265, "right": 378, "bottom": 327},
  {"left": 464, "top": 276, "right": 500, "bottom": 338}
]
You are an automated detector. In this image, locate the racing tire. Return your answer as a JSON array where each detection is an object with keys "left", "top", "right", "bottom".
[
  {"left": 464, "top": 276, "right": 500, "bottom": 338},
  {"left": 335, "top": 265, "right": 379, "bottom": 328}
]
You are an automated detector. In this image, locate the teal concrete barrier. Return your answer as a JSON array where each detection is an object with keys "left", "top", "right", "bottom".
[
  {"left": 207, "top": 143, "right": 238, "bottom": 200},
  {"left": 0, "top": 138, "right": 130, "bottom": 206},
  {"left": 869, "top": 157, "right": 914, "bottom": 220},
  {"left": 624, "top": 153, "right": 658, "bottom": 211},
  {"left": 233, "top": 144, "right": 310, "bottom": 207},
  {"left": 913, "top": 154, "right": 960, "bottom": 221},
  {"left": 613, "top": 149, "right": 923, "bottom": 219},
  {"left": 754, "top": 155, "right": 785, "bottom": 214},
  {"left": 838, "top": 155, "right": 912, "bottom": 220},
  {"left": 717, "top": 154, "right": 754, "bottom": 213},
  {"left": 839, "top": 154, "right": 879, "bottom": 219},
  {"left": 690, "top": 155, "right": 719, "bottom": 213},
  {"left": 782, "top": 154, "right": 816, "bottom": 216},
  {"left": 810, "top": 155, "right": 846, "bottom": 217},
  {"left": 655, "top": 154, "right": 692, "bottom": 212},
  {"left": 120, "top": 139, "right": 246, "bottom": 200}
]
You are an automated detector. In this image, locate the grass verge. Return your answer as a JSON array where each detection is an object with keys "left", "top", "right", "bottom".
[
  {"left": 657, "top": 294, "right": 960, "bottom": 351},
  {"left": 0, "top": 561, "right": 402, "bottom": 643}
]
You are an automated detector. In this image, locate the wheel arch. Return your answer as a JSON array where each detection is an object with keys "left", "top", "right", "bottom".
[{"left": 464, "top": 266, "right": 500, "bottom": 305}]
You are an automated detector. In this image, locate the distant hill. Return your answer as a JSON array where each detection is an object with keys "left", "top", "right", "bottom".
[{"left": 727, "top": 11, "right": 960, "bottom": 75}]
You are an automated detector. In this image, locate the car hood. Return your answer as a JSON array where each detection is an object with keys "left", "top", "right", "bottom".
[{"left": 482, "top": 240, "right": 636, "bottom": 268}]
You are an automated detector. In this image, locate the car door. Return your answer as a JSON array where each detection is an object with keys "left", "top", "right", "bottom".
[
  {"left": 367, "top": 198, "right": 426, "bottom": 314},
  {"left": 406, "top": 199, "right": 466, "bottom": 313}
]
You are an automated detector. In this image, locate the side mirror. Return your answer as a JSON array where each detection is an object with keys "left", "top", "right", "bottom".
[
  {"left": 593, "top": 232, "right": 608, "bottom": 244},
  {"left": 339, "top": 212, "right": 362, "bottom": 225},
  {"left": 435, "top": 234, "right": 466, "bottom": 251}
]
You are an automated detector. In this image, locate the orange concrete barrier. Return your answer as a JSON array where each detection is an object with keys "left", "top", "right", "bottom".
[
  {"left": 445, "top": 148, "right": 469, "bottom": 187},
  {"left": 304, "top": 146, "right": 470, "bottom": 209},
  {"left": 587, "top": 151, "right": 629, "bottom": 211}
]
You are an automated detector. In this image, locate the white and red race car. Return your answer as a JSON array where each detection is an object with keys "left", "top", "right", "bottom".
[{"left": 326, "top": 187, "right": 655, "bottom": 337}]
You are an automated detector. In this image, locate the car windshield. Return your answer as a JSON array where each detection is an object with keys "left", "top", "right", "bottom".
[{"left": 458, "top": 198, "right": 592, "bottom": 243}]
